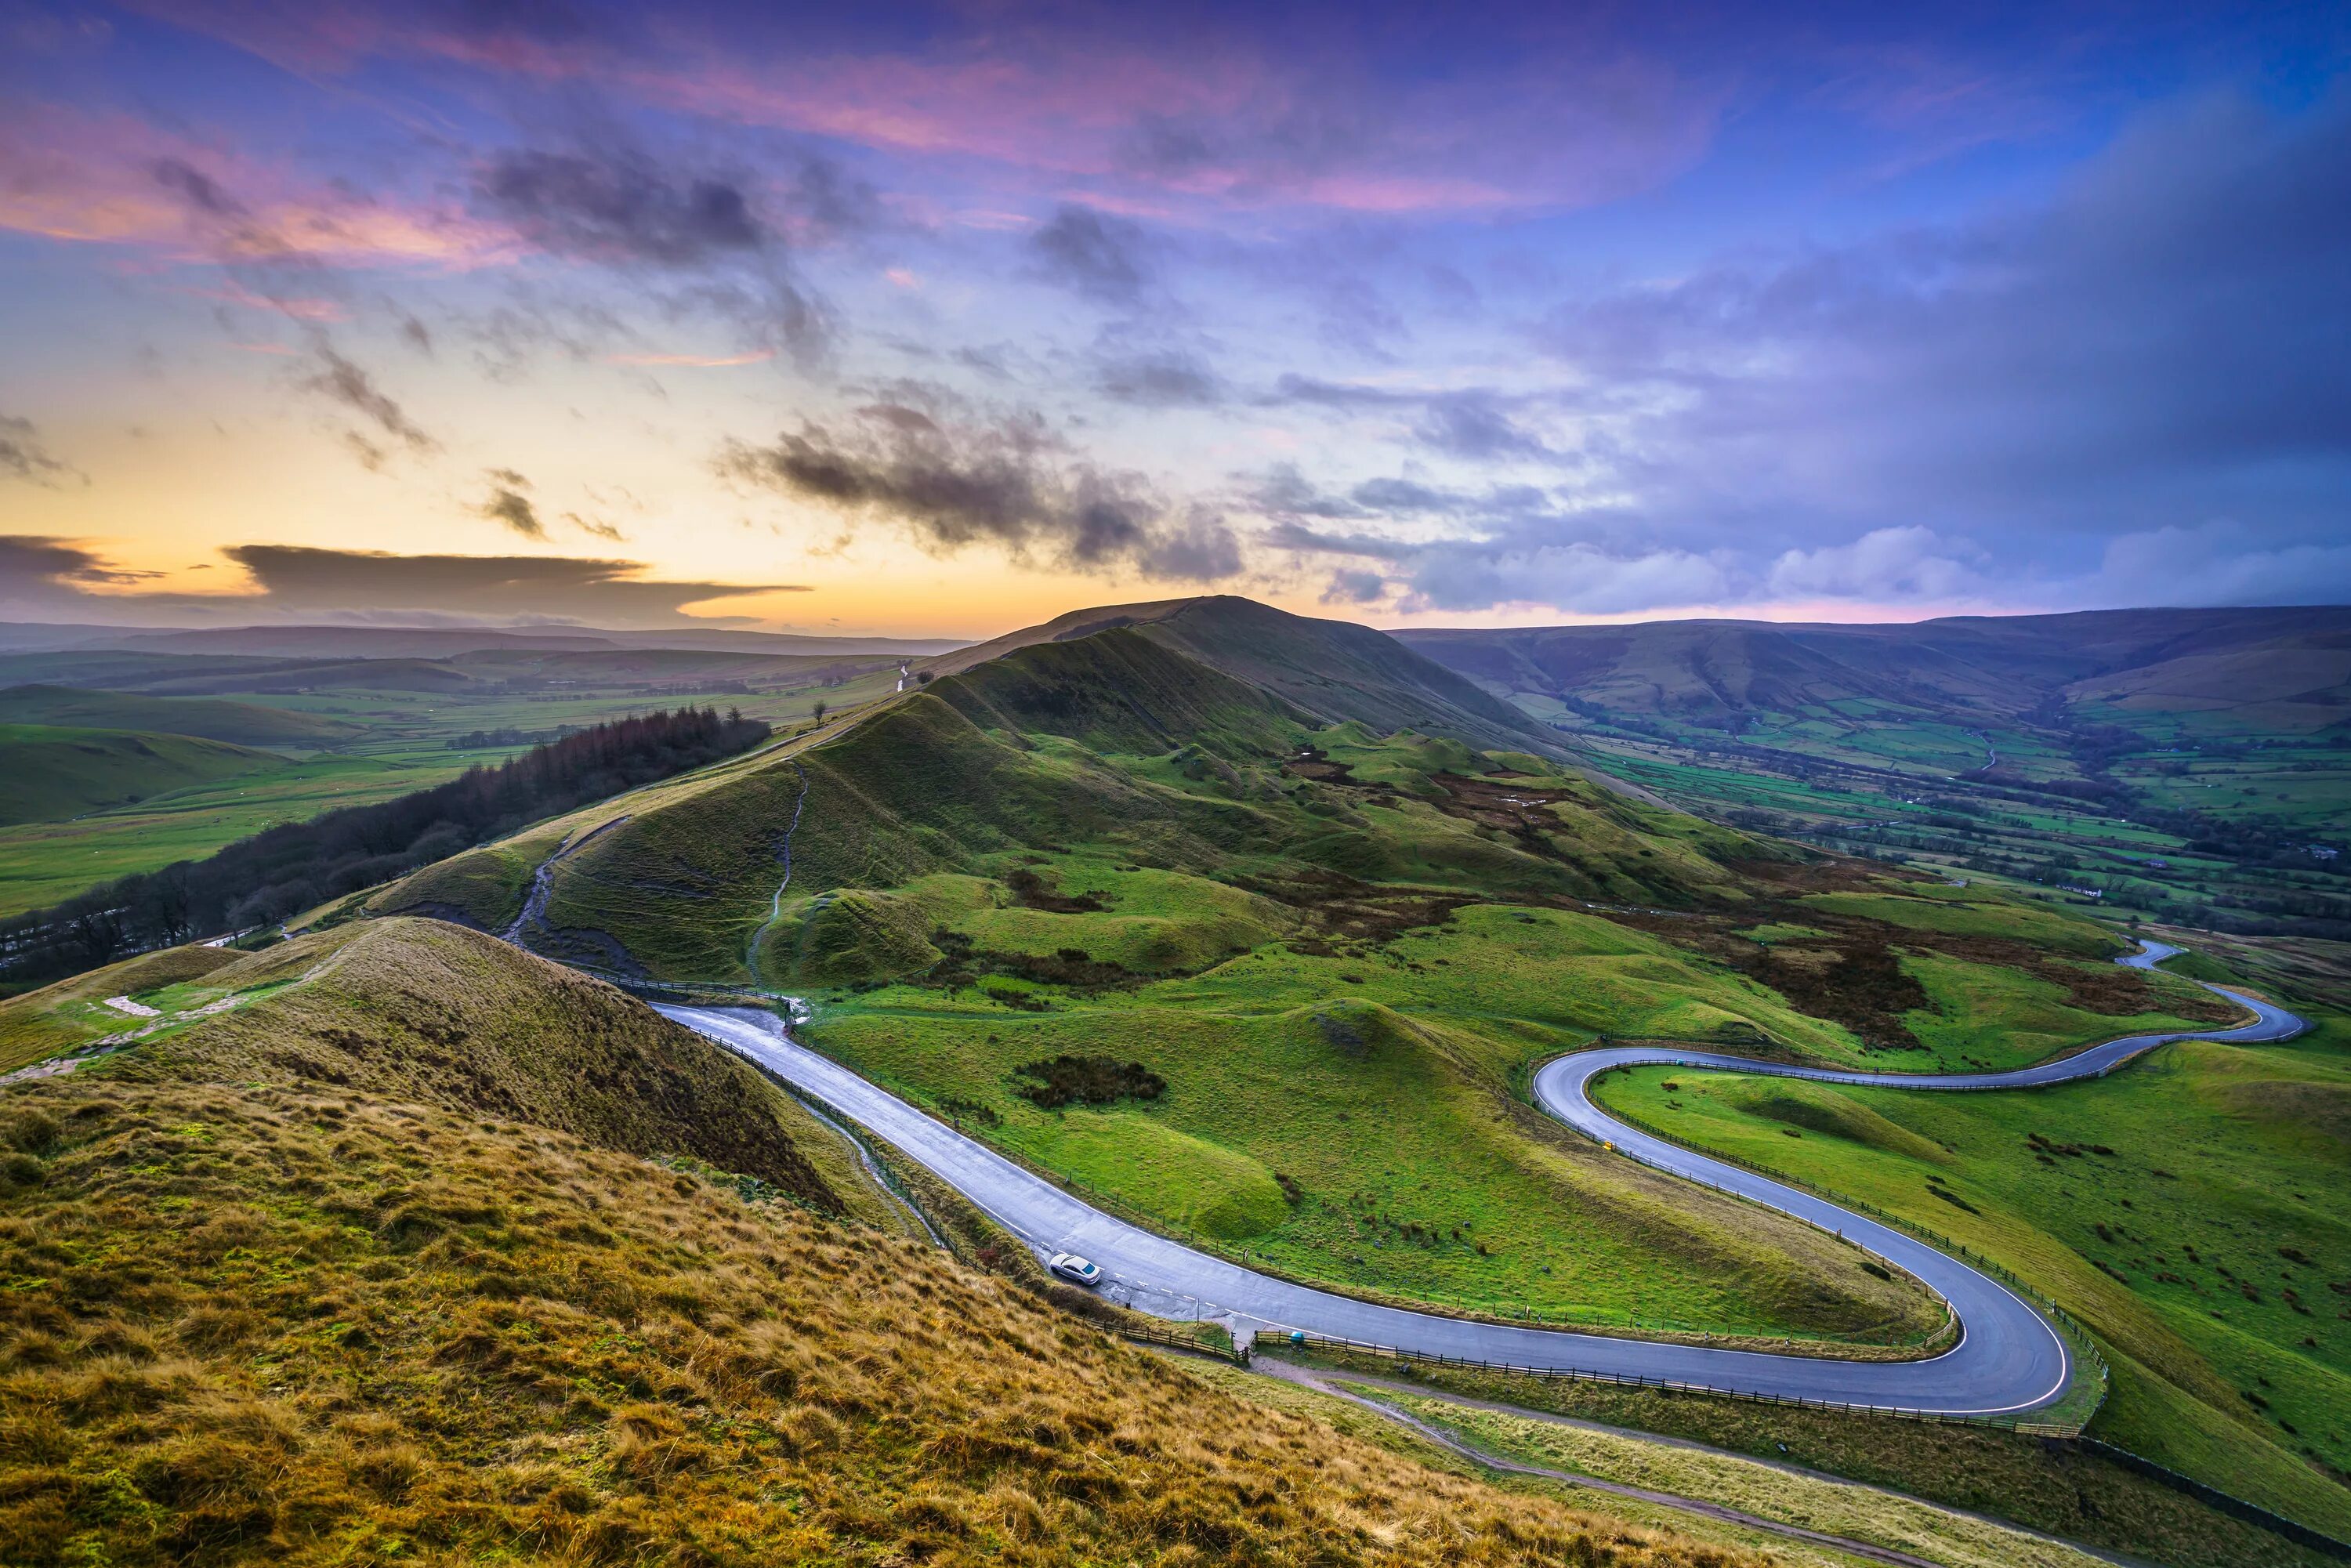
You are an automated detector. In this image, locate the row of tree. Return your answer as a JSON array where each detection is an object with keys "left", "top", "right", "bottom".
[{"left": 1, "top": 706, "right": 770, "bottom": 990}]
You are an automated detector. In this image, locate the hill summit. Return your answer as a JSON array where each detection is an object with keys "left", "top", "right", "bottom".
[{"left": 370, "top": 595, "right": 1752, "bottom": 986}]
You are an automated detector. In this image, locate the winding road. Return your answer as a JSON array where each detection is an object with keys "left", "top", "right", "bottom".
[{"left": 661, "top": 940, "right": 2303, "bottom": 1418}]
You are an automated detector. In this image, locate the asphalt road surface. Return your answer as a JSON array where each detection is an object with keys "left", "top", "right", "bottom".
[{"left": 661, "top": 940, "right": 2302, "bottom": 1417}]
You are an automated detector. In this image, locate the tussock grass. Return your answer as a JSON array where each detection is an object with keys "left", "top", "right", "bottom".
[{"left": 0, "top": 1075, "right": 1781, "bottom": 1568}]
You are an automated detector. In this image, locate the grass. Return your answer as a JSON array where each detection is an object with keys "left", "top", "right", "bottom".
[
  {"left": 0, "top": 1071, "right": 1782, "bottom": 1565},
  {"left": 1589, "top": 1000, "right": 2351, "bottom": 1537},
  {"left": 0, "top": 726, "right": 283, "bottom": 828},
  {"left": 1362, "top": 1382, "right": 2111, "bottom": 1568},
  {"left": 803, "top": 892, "right": 1951, "bottom": 1342},
  {"left": 0, "top": 684, "right": 361, "bottom": 744},
  {"left": 1286, "top": 1349, "right": 2343, "bottom": 1568}
]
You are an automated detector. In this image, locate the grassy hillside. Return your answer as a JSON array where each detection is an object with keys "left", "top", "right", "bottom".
[
  {"left": 0, "top": 918, "right": 842, "bottom": 1211},
  {"left": 0, "top": 725, "right": 281, "bottom": 827},
  {"left": 933, "top": 595, "right": 1553, "bottom": 755},
  {"left": 0, "top": 1076, "right": 1777, "bottom": 1566},
  {"left": 0, "top": 684, "right": 360, "bottom": 745},
  {"left": 1591, "top": 985, "right": 2351, "bottom": 1538}
]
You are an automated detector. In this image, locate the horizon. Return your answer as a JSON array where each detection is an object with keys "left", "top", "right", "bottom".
[
  {"left": 4, "top": 2, "right": 2348, "bottom": 638},
  {"left": 10, "top": 592, "right": 2351, "bottom": 650}
]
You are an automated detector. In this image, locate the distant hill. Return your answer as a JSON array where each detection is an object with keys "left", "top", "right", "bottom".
[
  {"left": 0, "top": 620, "right": 966, "bottom": 661},
  {"left": 0, "top": 685, "right": 360, "bottom": 746},
  {"left": 1396, "top": 606, "right": 2351, "bottom": 734},
  {"left": 0, "top": 724, "right": 281, "bottom": 827}
]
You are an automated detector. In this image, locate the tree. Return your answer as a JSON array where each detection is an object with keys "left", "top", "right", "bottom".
[{"left": 813, "top": 699, "right": 828, "bottom": 722}]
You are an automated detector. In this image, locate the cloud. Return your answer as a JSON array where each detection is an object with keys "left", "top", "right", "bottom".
[
  {"left": 0, "top": 100, "right": 508, "bottom": 269},
  {"left": 220, "top": 545, "right": 802, "bottom": 623},
  {"left": 1027, "top": 205, "right": 1150, "bottom": 305},
  {"left": 2086, "top": 521, "right": 2351, "bottom": 608},
  {"left": 1411, "top": 393, "right": 1555, "bottom": 462},
  {"left": 0, "top": 535, "right": 798, "bottom": 627},
  {"left": 146, "top": 4, "right": 1719, "bottom": 220},
  {"left": 1094, "top": 348, "right": 1224, "bottom": 407},
  {"left": 1527, "top": 92, "right": 2351, "bottom": 571},
  {"left": 0, "top": 415, "right": 82, "bottom": 486},
  {"left": 1766, "top": 527, "right": 1985, "bottom": 602},
  {"left": 303, "top": 346, "right": 438, "bottom": 456},
  {"left": 717, "top": 401, "right": 1242, "bottom": 581},
  {"left": 475, "top": 476, "right": 545, "bottom": 538},
  {"left": 0, "top": 536, "right": 150, "bottom": 610},
  {"left": 475, "top": 146, "right": 766, "bottom": 266}
]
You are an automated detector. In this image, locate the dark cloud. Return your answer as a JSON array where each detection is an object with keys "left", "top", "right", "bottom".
[
  {"left": 1095, "top": 349, "right": 1225, "bottom": 407},
  {"left": 476, "top": 484, "right": 545, "bottom": 538},
  {"left": 1263, "top": 373, "right": 1415, "bottom": 408},
  {"left": 221, "top": 545, "right": 801, "bottom": 623},
  {"left": 0, "top": 536, "right": 149, "bottom": 609},
  {"left": 1320, "top": 569, "right": 1386, "bottom": 604},
  {"left": 0, "top": 536, "right": 799, "bottom": 627},
  {"left": 1411, "top": 393, "right": 1553, "bottom": 461},
  {"left": 304, "top": 346, "right": 437, "bottom": 455},
  {"left": 1349, "top": 476, "right": 1461, "bottom": 513},
  {"left": 785, "top": 158, "right": 882, "bottom": 241},
  {"left": 478, "top": 147, "right": 765, "bottom": 265},
  {"left": 1027, "top": 205, "right": 1151, "bottom": 306},
  {"left": 563, "top": 511, "right": 625, "bottom": 541},
  {"left": 0, "top": 415, "right": 82, "bottom": 486},
  {"left": 717, "top": 403, "right": 1241, "bottom": 581},
  {"left": 150, "top": 157, "right": 241, "bottom": 218}
]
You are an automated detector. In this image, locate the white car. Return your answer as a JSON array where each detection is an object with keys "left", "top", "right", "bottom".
[{"left": 1049, "top": 1252, "right": 1103, "bottom": 1286}]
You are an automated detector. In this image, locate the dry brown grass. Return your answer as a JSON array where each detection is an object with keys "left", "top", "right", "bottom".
[{"left": 0, "top": 1075, "right": 1783, "bottom": 1566}]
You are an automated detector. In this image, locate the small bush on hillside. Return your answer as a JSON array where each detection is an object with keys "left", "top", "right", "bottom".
[{"left": 1012, "top": 1055, "right": 1166, "bottom": 1109}]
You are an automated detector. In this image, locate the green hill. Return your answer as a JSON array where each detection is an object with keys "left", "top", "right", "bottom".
[
  {"left": 934, "top": 595, "right": 1552, "bottom": 753},
  {"left": 0, "top": 684, "right": 360, "bottom": 745},
  {"left": 0, "top": 724, "right": 281, "bottom": 826},
  {"left": 1396, "top": 606, "right": 2351, "bottom": 733}
]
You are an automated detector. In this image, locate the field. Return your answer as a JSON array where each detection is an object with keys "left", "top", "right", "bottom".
[
  {"left": 1586, "top": 951, "right": 2351, "bottom": 1537},
  {"left": 0, "top": 726, "right": 281, "bottom": 827}
]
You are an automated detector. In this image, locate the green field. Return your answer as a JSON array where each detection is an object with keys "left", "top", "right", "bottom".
[
  {"left": 1589, "top": 975, "right": 2351, "bottom": 1531},
  {"left": 0, "top": 724, "right": 282, "bottom": 827}
]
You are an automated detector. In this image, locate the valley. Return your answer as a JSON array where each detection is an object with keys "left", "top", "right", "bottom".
[{"left": 2, "top": 596, "right": 2346, "bottom": 1567}]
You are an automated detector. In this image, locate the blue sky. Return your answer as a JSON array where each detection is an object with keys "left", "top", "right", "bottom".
[{"left": 2, "top": 0, "right": 2346, "bottom": 634}]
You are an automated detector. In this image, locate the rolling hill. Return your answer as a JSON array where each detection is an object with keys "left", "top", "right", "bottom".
[
  {"left": 0, "top": 724, "right": 281, "bottom": 826},
  {"left": 0, "top": 684, "right": 361, "bottom": 746},
  {"left": 1396, "top": 606, "right": 2351, "bottom": 733}
]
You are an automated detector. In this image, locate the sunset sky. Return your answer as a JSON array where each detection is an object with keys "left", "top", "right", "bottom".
[{"left": 2, "top": 0, "right": 2346, "bottom": 638}]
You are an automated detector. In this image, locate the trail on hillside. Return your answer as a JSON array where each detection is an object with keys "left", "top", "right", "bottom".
[
  {"left": 743, "top": 760, "right": 810, "bottom": 980},
  {"left": 503, "top": 816, "right": 631, "bottom": 952},
  {"left": 665, "top": 940, "right": 2305, "bottom": 1419}
]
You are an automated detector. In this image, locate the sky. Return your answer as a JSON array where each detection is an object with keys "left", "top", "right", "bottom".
[{"left": 2, "top": 0, "right": 2347, "bottom": 639}]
